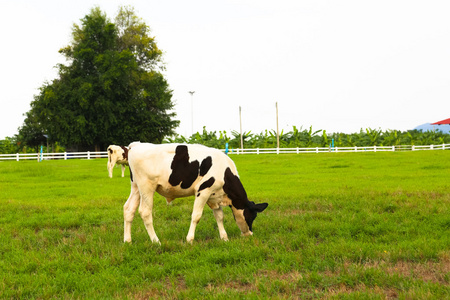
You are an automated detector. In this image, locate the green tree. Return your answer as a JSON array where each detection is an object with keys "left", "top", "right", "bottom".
[
  {"left": 23, "top": 7, "right": 178, "bottom": 151},
  {"left": 18, "top": 110, "right": 47, "bottom": 152}
]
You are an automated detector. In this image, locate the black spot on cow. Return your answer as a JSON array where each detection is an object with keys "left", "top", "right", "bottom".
[
  {"left": 120, "top": 146, "right": 129, "bottom": 160},
  {"left": 223, "top": 168, "right": 248, "bottom": 210},
  {"left": 199, "top": 156, "right": 212, "bottom": 176},
  {"left": 198, "top": 177, "right": 215, "bottom": 192},
  {"left": 168, "top": 145, "right": 200, "bottom": 189},
  {"left": 223, "top": 167, "right": 268, "bottom": 231},
  {"left": 108, "top": 148, "right": 113, "bottom": 162}
]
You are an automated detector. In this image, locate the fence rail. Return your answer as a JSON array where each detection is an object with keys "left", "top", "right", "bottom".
[
  {"left": 0, "top": 144, "right": 449, "bottom": 161},
  {"left": 230, "top": 144, "right": 450, "bottom": 154},
  {"left": 0, "top": 151, "right": 108, "bottom": 161}
]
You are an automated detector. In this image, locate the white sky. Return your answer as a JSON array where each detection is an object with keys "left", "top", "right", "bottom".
[{"left": 1, "top": 0, "right": 449, "bottom": 140}]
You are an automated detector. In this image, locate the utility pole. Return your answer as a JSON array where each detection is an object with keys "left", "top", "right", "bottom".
[
  {"left": 239, "top": 106, "right": 244, "bottom": 149},
  {"left": 188, "top": 91, "right": 195, "bottom": 135},
  {"left": 276, "top": 102, "right": 280, "bottom": 148}
]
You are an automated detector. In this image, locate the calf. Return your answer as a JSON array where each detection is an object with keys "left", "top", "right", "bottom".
[
  {"left": 124, "top": 142, "right": 268, "bottom": 244},
  {"left": 107, "top": 145, "right": 129, "bottom": 178}
]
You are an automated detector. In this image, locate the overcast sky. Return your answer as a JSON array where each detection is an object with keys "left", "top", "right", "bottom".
[{"left": 1, "top": 0, "right": 449, "bottom": 140}]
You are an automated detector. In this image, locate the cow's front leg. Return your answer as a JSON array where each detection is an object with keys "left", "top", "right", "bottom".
[
  {"left": 186, "top": 194, "right": 210, "bottom": 243},
  {"left": 123, "top": 182, "right": 140, "bottom": 243},
  {"left": 139, "top": 189, "right": 160, "bottom": 244},
  {"left": 213, "top": 207, "right": 228, "bottom": 241}
]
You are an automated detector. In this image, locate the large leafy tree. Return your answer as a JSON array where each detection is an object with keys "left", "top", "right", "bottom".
[
  {"left": 18, "top": 110, "right": 46, "bottom": 152},
  {"left": 23, "top": 6, "right": 178, "bottom": 151}
]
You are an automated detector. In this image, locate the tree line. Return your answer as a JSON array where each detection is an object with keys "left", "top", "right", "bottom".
[
  {"left": 166, "top": 126, "right": 450, "bottom": 149},
  {"left": 2, "top": 126, "right": 449, "bottom": 154}
]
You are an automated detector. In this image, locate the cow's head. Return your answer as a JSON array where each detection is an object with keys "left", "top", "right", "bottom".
[
  {"left": 223, "top": 167, "right": 268, "bottom": 236},
  {"left": 230, "top": 201, "right": 268, "bottom": 236},
  {"left": 244, "top": 201, "right": 269, "bottom": 232}
]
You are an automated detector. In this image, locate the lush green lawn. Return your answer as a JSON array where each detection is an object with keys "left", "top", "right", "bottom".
[{"left": 0, "top": 151, "right": 449, "bottom": 299}]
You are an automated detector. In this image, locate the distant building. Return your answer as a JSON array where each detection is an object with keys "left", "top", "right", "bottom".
[{"left": 414, "top": 123, "right": 450, "bottom": 134}]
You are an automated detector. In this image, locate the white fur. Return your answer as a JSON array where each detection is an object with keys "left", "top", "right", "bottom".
[{"left": 107, "top": 145, "right": 128, "bottom": 178}]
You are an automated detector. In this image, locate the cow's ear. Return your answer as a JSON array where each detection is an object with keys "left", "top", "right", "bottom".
[{"left": 254, "top": 202, "right": 268, "bottom": 212}]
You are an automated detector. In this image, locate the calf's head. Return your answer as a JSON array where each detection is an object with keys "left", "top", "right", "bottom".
[
  {"left": 223, "top": 167, "right": 268, "bottom": 235},
  {"left": 231, "top": 201, "right": 268, "bottom": 236}
]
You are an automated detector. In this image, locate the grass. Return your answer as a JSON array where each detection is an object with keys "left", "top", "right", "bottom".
[{"left": 0, "top": 151, "right": 449, "bottom": 299}]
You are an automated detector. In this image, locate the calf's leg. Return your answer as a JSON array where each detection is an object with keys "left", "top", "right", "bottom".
[
  {"left": 121, "top": 164, "right": 126, "bottom": 177},
  {"left": 107, "top": 161, "right": 115, "bottom": 178},
  {"left": 123, "top": 182, "right": 140, "bottom": 242},
  {"left": 213, "top": 207, "right": 228, "bottom": 241},
  {"left": 186, "top": 193, "right": 210, "bottom": 243},
  {"left": 138, "top": 185, "right": 160, "bottom": 244}
]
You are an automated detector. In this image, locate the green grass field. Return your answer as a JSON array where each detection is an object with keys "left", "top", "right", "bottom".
[{"left": 1, "top": 151, "right": 449, "bottom": 299}]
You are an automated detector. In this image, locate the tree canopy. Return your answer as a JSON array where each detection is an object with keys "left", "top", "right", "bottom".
[{"left": 20, "top": 6, "right": 178, "bottom": 151}]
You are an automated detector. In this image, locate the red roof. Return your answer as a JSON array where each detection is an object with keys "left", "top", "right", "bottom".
[{"left": 431, "top": 118, "right": 450, "bottom": 125}]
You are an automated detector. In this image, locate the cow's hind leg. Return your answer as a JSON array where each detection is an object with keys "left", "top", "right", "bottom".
[
  {"left": 138, "top": 185, "right": 160, "bottom": 244},
  {"left": 213, "top": 207, "right": 228, "bottom": 241},
  {"left": 108, "top": 161, "right": 114, "bottom": 178},
  {"left": 121, "top": 164, "right": 126, "bottom": 177},
  {"left": 124, "top": 182, "right": 140, "bottom": 242}
]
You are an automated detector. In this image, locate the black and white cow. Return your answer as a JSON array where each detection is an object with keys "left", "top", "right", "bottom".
[
  {"left": 107, "top": 145, "right": 129, "bottom": 178},
  {"left": 124, "top": 142, "right": 268, "bottom": 243}
]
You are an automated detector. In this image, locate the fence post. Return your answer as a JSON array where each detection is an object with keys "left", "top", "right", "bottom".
[
  {"left": 430, "top": 145, "right": 434, "bottom": 150},
  {"left": 354, "top": 146, "right": 358, "bottom": 152},
  {"left": 64, "top": 152, "right": 67, "bottom": 160},
  {"left": 296, "top": 147, "right": 299, "bottom": 154},
  {"left": 276, "top": 148, "right": 280, "bottom": 155},
  {"left": 87, "top": 151, "right": 90, "bottom": 160},
  {"left": 392, "top": 146, "right": 395, "bottom": 151},
  {"left": 443, "top": 143, "right": 445, "bottom": 150},
  {"left": 257, "top": 148, "right": 260, "bottom": 155},
  {"left": 412, "top": 145, "right": 415, "bottom": 151},
  {"left": 316, "top": 147, "right": 319, "bottom": 153},
  {"left": 374, "top": 146, "right": 377, "bottom": 152},
  {"left": 16, "top": 153, "right": 19, "bottom": 161}
]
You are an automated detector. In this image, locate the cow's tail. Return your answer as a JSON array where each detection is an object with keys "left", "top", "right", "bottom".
[{"left": 107, "top": 146, "right": 114, "bottom": 178}]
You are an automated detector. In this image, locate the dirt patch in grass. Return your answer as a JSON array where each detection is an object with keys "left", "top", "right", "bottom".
[
  {"left": 381, "top": 259, "right": 450, "bottom": 285},
  {"left": 211, "top": 259, "right": 448, "bottom": 297},
  {"left": 129, "top": 259, "right": 449, "bottom": 298},
  {"left": 326, "top": 283, "right": 399, "bottom": 299}
]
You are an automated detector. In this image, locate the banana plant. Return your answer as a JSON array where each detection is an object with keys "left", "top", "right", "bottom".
[
  {"left": 305, "top": 126, "right": 321, "bottom": 147},
  {"left": 366, "top": 128, "right": 382, "bottom": 146},
  {"left": 321, "top": 130, "right": 329, "bottom": 147}
]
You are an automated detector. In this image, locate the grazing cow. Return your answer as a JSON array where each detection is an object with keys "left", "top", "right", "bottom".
[
  {"left": 124, "top": 142, "right": 268, "bottom": 244},
  {"left": 107, "top": 145, "right": 129, "bottom": 178}
]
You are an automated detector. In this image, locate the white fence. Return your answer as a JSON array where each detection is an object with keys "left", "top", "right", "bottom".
[
  {"left": 0, "top": 151, "right": 108, "bottom": 161},
  {"left": 0, "top": 144, "right": 449, "bottom": 161},
  {"left": 230, "top": 144, "right": 450, "bottom": 154}
]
